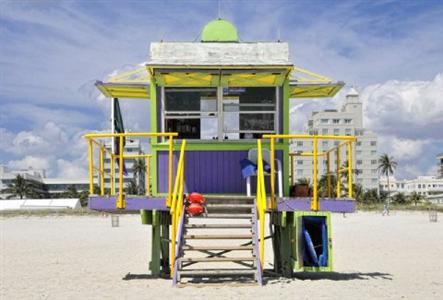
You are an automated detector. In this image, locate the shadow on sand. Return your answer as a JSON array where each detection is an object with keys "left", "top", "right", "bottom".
[
  {"left": 282, "top": 271, "right": 393, "bottom": 282},
  {"left": 122, "top": 273, "right": 169, "bottom": 281}
]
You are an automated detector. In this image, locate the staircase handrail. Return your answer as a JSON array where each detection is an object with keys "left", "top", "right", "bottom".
[
  {"left": 256, "top": 139, "right": 267, "bottom": 270},
  {"left": 170, "top": 140, "right": 187, "bottom": 277}
]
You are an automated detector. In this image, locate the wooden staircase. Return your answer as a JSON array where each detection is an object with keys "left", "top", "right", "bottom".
[{"left": 173, "top": 196, "right": 262, "bottom": 287}]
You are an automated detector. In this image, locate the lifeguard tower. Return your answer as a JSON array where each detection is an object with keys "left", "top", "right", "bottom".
[{"left": 85, "top": 19, "right": 357, "bottom": 286}]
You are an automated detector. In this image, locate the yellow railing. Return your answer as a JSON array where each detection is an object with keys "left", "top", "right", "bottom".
[
  {"left": 84, "top": 132, "right": 178, "bottom": 209},
  {"left": 170, "top": 140, "right": 187, "bottom": 277},
  {"left": 256, "top": 139, "right": 267, "bottom": 270},
  {"left": 263, "top": 134, "right": 356, "bottom": 211}
]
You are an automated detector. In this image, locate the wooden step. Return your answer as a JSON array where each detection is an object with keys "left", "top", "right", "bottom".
[
  {"left": 182, "top": 245, "right": 254, "bottom": 251},
  {"left": 177, "top": 281, "right": 258, "bottom": 288},
  {"left": 191, "top": 213, "right": 252, "bottom": 219},
  {"left": 206, "top": 204, "right": 253, "bottom": 209},
  {"left": 205, "top": 196, "right": 254, "bottom": 205},
  {"left": 185, "top": 224, "right": 251, "bottom": 229},
  {"left": 205, "top": 204, "right": 253, "bottom": 214},
  {"left": 184, "top": 234, "right": 252, "bottom": 240},
  {"left": 180, "top": 256, "right": 255, "bottom": 263},
  {"left": 179, "top": 268, "right": 256, "bottom": 277}
]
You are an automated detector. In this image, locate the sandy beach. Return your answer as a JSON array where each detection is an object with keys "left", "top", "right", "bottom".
[{"left": 1, "top": 211, "right": 442, "bottom": 299}]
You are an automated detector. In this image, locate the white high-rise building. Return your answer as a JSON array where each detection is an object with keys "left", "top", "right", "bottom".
[
  {"left": 290, "top": 88, "right": 379, "bottom": 190},
  {"left": 103, "top": 139, "right": 145, "bottom": 189}
]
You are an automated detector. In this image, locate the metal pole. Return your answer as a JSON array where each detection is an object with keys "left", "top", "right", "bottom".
[
  {"left": 146, "top": 156, "right": 151, "bottom": 196},
  {"left": 167, "top": 135, "right": 173, "bottom": 207},
  {"left": 111, "top": 98, "right": 116, "bottom": 196},
  {"left": 117, "top": 135, "right": 124, "bottom": 209},
  {"left": 270, "top": 137, "right": 275, "bottom": 209},
  {"left": 312, "top": 137, "right": 319, "bottom": 211},
  {"left": 110, "top": 154, "right": 115, "bottom": 195},
  {"left": 347, "top": 141, "right": 353, "bottom": 198},
  {"left": 99, "top": 147, "right": 104, "bottom": 195},
  {"left": 327, "top": 152, "right": 331, "bottom": 198},
  {"left": 88, "top": 139, "right": 94, "bottom": 194},
  {"left": 336, "top": 147, "right": 341, "bottom": 198}
]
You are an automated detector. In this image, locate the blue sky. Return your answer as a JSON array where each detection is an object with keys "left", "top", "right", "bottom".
[{"left": 0, "top": 0, "right": 442, "bottom": 179}]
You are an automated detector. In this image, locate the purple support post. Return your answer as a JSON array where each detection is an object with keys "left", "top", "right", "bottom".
[
  {"left": 253, "top": 199, "right": 263, "bottom": 285},
  {"left": 172, "top": 206, "right": 186, "bottom": 287}
]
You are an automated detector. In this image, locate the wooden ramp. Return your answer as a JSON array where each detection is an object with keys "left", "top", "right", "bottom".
[{"left": 174, "top": 196, "right": 262, "bottom": 286}]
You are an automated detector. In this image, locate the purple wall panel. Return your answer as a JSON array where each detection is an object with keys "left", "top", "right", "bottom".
[
  {"left": 157, "top": 150, "right": 283, "bottom": 194},
  {"left": 89, "top": 196, "right": 167, "bottom": 212},
  {"left": 277, "top": 197, "right": 356, "bottom": 213}
]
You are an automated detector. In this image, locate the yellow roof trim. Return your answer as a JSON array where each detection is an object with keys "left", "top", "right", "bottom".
[
  {"left": 95, "top": 82, "right": 150, "bottom": 99},
  {"left": 289, "top": 82, "right": 344, "bottom": 98}
]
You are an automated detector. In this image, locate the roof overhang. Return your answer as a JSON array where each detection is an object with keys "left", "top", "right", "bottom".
[
  {"left": 289, "top": 81, "right": 345, "bottom": 98},
  {"left": 94, "top": 64, "right": 344, "bottom": 99},
  {"left": 148, "top": 66, "right": 293, "bottom": 87},
  {"left": 95, "top": 81, "right": 150, "bottom": 99}
]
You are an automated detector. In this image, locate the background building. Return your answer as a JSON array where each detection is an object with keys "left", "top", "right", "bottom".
[
  {"left": 290, "top": 88, "right": 379, "bottom": 190},
  {"left": 437, "top": 153, "right": 443, "bottom": 178},
  {"left": 0, "top": 165, "right": 91, "bottom": 199},
  {"left": 103, "top": 139, "right": 145, "bottom": 190},
  {"left": 379, "top": 175, "right": 443, "bottom": 204}
]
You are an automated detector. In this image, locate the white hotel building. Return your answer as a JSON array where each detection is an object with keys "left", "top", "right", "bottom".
[
  {"left": 380, "top": 176, "right": 443, "bottom": 204},
  {"left": 290, "top": 88, "right": 379, "bottom": 190},
  {"left": 103, "top": 139, "right": 144, "bottom": 189}
]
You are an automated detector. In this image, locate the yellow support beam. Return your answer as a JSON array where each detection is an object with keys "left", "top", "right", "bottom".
[
  {"left": 110, "top": 154, "right": 115, "bottom": 195},
  {"left": 347, "top": 141, "right": 353, "bottom": 198},
  {"left": 270, "top": 137, "right": 276, "bottom": 209},
  {"left": 263, "top": 133, "right": 356, "bottom": 141},
  {"left": 256, "top": 139, "right": 266, "bottom": 269},
  {"left": 117, "top": 136, "right": 125, "bottom": 209},
  {"left": 84, "top": 132, "right": 178, "bottom": 139},
  {"left": 289, "top": 152, "right": 326, "bottom": 157},
  {"left": 146, "top": 156, "right": 151, "bottom": 197},
  {"left": 336, "top": 147, "right": 341, "bottom": 198},
  {"left": 88, "top": 139, "right": 94, "bottom": 194},
  {"left": 99, "top": 147, "right": 104, "bottom": 196},
  {"left": 327, "top": 152, "right": 331, "bottom": 198},
  {"left": 311, "top": 137, "right": 319, "bottom": 211},
  {"left": 167, "top": 135, "right": 174, "bottom": 207}
]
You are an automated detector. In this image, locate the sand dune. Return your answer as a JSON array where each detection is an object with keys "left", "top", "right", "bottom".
[{"left": 1, "top": 211, "right": 442, "bottom": 299}]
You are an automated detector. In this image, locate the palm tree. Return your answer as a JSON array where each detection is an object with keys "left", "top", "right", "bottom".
[
  {"left": 362, "top": 188, "right": 380, "bottom": 204},
  {"left": 408, "top": 191, "right": 423, "bottom": 206},
  {"left": 392, "top": 192, "right": 407, "bottom": 204},
  {"left": 64, "top": 185, "right": 79, "bottom": 198},
  {"left": 79, "top": 190, "right": 89, "bottom": 207},
  {"left": 125, "top": 179, "right": 138, "bottom": 195},
  {"left": 1, "top": 175, "right": 32, "bottom": 199},
  {"left": 132, "top": 158, "right": 146, "bottom": 195},
  {"left": 378, "top": 154, "right": 398, "bottom": 215},
  {"left": 297, "top": 177, "right": 311, "bottom": 186},
  {"left": 352, "top": 183, "right": 364, "bottom": 202},
  {"left": 318, "top": 174, "right": 342, "bottom": 198}
]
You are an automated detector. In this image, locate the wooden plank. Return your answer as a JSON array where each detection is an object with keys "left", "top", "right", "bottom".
[
  {"left": 182, "top": 245, "right": 254, "bottom": 251},
  {"left": 184, "top": 234, "right": 252, "bottom": 239},
  {"left": 185, "top": 224, "right": 251, "bottom": 229},
  {"left": 180, "top": 257, "right": 255, "bottom": 262}
]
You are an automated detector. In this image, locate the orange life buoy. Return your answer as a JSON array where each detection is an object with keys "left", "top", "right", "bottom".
[
  {"left": 186, "top": 192, "right": 205, "bottom": 204},
  {"left": 186, "top": 203, "right": 204, "bottom": 216}
]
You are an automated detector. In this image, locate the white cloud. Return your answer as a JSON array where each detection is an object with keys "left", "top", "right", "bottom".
[
  {"left": 363, "top": 73, "right": 443, "bottom": 139},
  {"left": 380, "top": 136, "right": 430, "bottom": 161},
  {"left": 8, "top": 155, "right": 51, "bottom": 171},
  {"left": 56, "top": 159, "right": 88, "bottom": 179}
]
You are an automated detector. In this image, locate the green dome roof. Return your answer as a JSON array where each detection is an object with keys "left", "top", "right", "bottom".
[{"left": 201, "top": 19, "right": 239, "bottom": 42}]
